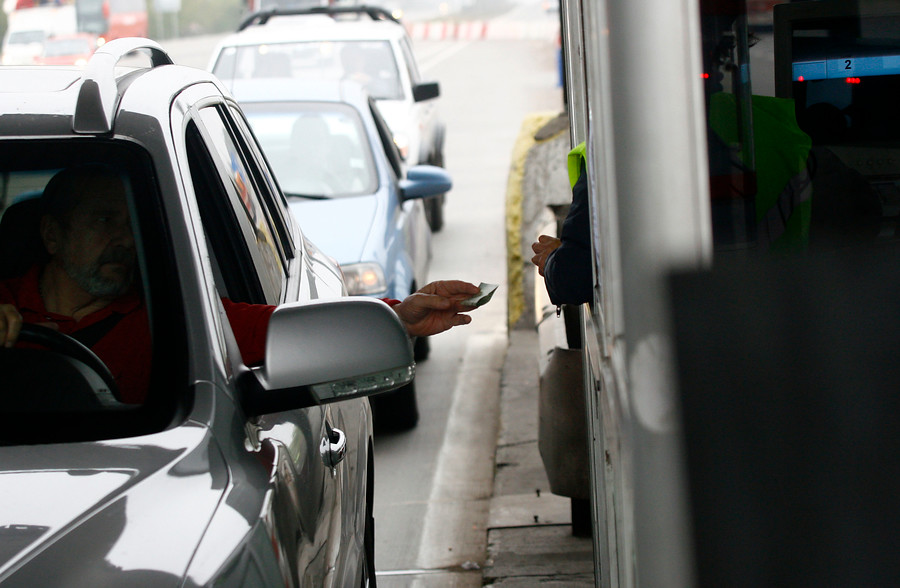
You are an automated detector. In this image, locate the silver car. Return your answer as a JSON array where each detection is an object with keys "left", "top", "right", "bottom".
[{"left": 0, "top": 38, "right": 410, "bottom": 587}]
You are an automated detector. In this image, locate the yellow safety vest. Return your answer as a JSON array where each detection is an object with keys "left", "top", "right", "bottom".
[
  {"left": 710, "top": 93, "right": 813, "bottom": 252},
  {"left": 567, "top": 141, "right": 587, "bottom": 189}
]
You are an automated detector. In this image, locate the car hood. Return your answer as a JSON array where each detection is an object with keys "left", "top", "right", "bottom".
[
  {"left": 289, "top": 195, "right": 379, "bottom": 265},
  {"left": 0, "top": 424, "right": 225, "bottom": 585}
]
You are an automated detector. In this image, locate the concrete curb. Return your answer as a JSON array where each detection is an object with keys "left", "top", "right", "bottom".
[
  {"left": 486, "top": 112, "right": 594, "bottom": 586},
  {"left": 481, "top": 329, "right": 594, "bottom": 587}
]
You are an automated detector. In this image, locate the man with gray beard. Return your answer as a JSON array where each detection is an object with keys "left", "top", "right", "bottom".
[
  {"left": 0, "top": 164, "right": 153, "bottom": 403},
  {"left": 0, "top": 164, "right": 480, "bottom": 404}
]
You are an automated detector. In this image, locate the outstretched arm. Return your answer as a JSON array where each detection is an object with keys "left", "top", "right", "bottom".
[{"left": 393, "top": 280, "right": 481, "bottom": 337}]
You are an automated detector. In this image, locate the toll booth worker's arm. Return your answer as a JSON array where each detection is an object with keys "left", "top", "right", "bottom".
[
  {"left": 543, "top": 168, "right": 593, "bottom": 306},
  {"left": 531, "top": 235, "right": 561, "bottom": 276}
]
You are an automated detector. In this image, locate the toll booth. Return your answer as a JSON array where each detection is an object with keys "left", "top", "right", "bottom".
[{"left": 776, "top": 0, "right": 900, "bottom": 244}]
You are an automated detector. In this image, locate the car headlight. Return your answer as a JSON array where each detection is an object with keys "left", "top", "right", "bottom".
[{"left": 341, "top": 263, "right": 387, "bottom": 295}]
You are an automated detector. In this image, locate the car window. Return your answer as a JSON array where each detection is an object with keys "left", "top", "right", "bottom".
[
  {"left": 42, "top": 37, "right": 91, "bottom": 57},
  {"left": 228, "top": 104, "right": 296, "bottom": 256},
  {"left": 0, "top": 141, "right": 188, "bottom": 443},
  {"left": 8, "top": 30, "right": 44, "bottom": 44},
  {"left": 242, "top": 101, "right": 378, "bottom": 199},
  {"left": 213, "top": 40, "right": 405, "bottom": 100},
  {"left": 195, "top": 106, "right": 286, "bottom": 304},
  {"left": 256, "top": 0, "right": 323, "bottom": 10}
]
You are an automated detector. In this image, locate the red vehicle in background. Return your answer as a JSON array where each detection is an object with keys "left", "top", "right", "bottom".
[
  {"left": 74, "top": 0, "right": 147, "bottom": 41},
  {"left": 1, "top": 0, "right": 144, "bottom": 66},
  {"left": 34, "top": 32, "right": 101, "bottom": 65},
  {"left": 106, "top": 0, "right": 147, "bottom": 38},
  {"left": 747, "top": 0, "right": 782, "bottom": 27}
]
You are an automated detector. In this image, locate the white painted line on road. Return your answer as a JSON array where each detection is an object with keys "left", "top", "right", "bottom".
[{"left": 413, "top": 331, "right": 506, "bottom": 574}]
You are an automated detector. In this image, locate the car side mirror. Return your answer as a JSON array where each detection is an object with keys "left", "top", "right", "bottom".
[
  {"left": 412, "top": 81, "right": 440, "bottom": 102},
  {"left": 239, "top": 297, "right": 414, "bottom": 416},
  {"left": 399, "top": 164, "right": 452, "bottom": 201}
]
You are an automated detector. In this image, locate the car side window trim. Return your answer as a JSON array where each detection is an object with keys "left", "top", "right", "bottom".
[
  {"left": 192, "top": 106, "right": 284, "bottom": 304},
  {"left": 369, "top": 97, "right": 403, "bottom": 178},
  {"left": 185, "top": 118, "right": 267, "bottom": 304},
  {"left": 226, "top": 103, "right": 296, "bottom": 258}
]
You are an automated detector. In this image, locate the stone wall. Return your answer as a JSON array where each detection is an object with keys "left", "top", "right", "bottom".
[{"left": 506, "top": 111, "right": 571, "bottom": 329}]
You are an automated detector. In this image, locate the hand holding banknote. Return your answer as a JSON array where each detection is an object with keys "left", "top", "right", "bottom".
[{"left": 392, "top": 280, "right": 487, "bottom": 337}]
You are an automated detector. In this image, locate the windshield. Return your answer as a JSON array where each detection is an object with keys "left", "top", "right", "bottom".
[
  {"left": 258, "top": 0, "right": 322, "bottom": 9},
  {"left": 43, "top": 38, "right": 93, "bottom": 57},
  {"left": 213, "top": 40, "right": 405, "bottom": 100},
  {"left": 8, "top": 30, "right": 45, "bottom": 45},
  {"left": 243, "top": 101, "right": 378, "bottom": 198}
]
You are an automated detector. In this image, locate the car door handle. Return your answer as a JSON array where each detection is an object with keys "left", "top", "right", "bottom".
[{"left": 320, "top": 426, "right": 347, "bottom": 472}]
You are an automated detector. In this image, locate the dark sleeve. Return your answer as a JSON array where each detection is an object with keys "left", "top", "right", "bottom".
[{"left": 543, "top": 166, "right": 594, "bottom": 305}]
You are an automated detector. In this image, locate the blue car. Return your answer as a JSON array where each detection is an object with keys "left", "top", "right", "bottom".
[{"left": 226, "top": 78, "right": 450, "bottom": 429}]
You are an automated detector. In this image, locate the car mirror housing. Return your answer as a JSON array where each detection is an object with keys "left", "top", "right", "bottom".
[
  {"left": 399, "top": 164, "right": 452, "bottom": 201},
  {"left": 412, "top": 81, "right": 440, "bottom": 102},
  {"left": 240, "top": 297, "right": 414, "bottom": 416}
]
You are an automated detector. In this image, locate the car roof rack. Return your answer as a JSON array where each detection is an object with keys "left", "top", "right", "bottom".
[
  {"left": 237, "top": 4, "right": 399, "bottom": 32},
  {"left": 74, "top": 37, "right": 174, "bottom": 134}
]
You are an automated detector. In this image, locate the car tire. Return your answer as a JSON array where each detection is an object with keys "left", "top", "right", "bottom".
[
  {"left": 425, "top": 195, "right": 444, "bottom": 232},
  {"left": 370, "top": 381, "right": 419, "bottom": 431},
  {"left": 413, "top": 334, "right": 430, "bottom": 361},
  {"left": 362, "top": 472, "right": 377, "bottom": 587},
  {"left": 426, "top": 150, "right": 446, "bottom": 232},
  {"left": 359, "top": 514, "right": 375, "bottom": 588},
  {"left": 361, "top": 526, "right": 376, "bottom": 588}
]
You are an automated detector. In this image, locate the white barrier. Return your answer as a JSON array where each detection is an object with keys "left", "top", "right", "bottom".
[{"left": 405, "top": 20, "right": 558, "bottom": 41}]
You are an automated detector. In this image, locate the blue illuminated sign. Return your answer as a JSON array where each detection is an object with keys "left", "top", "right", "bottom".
[{"left": 792, "top": 55, "right": 900, "bottom": 81}]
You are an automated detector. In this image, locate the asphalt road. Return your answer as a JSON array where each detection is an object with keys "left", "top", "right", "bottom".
[
  {"left": 157, "top": 5, "right": 562, "bottom": 584},
  {"left": 372, "top": 39, "right": 560, "bottom": 588}
]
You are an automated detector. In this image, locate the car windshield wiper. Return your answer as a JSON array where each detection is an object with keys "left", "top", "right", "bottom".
[{"left": 285, "top": 192, "right": 330, "bottom": 200}]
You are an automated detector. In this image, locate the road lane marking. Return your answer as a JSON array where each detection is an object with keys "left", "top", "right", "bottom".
[{"left": 413, "top": 331, "right": 506, "bottom": 572}]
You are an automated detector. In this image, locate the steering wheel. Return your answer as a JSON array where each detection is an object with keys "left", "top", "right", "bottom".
[{"left": 15, "top": 324, "right": 119, "bottom": 399}]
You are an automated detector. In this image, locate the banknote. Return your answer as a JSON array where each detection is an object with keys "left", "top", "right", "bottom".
[{"left": 461, "top": 282, "right": 498, "bottom": 308}]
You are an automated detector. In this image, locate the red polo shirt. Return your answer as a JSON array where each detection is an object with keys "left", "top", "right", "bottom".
[
  {"left": 0, "top": 266, "right": 277, "bottom": 404},
  {"left": 0, "top": 266, "right": 402, "bottom": 404}
]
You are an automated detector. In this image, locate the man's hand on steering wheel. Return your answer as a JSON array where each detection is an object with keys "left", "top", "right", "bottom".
[{"left": 0, "top": 303, "right": 23, "bottom": 348}]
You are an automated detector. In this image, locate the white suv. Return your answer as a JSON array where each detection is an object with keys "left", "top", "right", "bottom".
[{"left": 209, "top": 5, "right": 448, "bottom": 230}]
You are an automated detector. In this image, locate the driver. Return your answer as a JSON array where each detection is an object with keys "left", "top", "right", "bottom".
[{"left": 0, "top": 164, "right": 480, "bottom": 403}]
